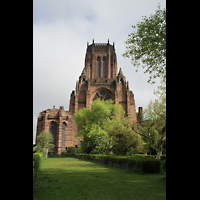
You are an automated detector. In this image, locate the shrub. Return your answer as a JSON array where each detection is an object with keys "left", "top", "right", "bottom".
[
  {"left": 128, "top": 154, "right": 155, "bottom": 159},
  {"left": 127, "top": 158, "right": 137, "bottom": 165},
  {"left": 66, "top": 146, "right": 77, "bottom": 155},
  {"left": 108, "top": 155, "right": 161, "bottom": 173},
  {"left": 33, "top": 152, "right": 43, "bottom": 183},
  {"left": 110, "top": 156, "right": 128, "bottom": 163},
  {"left": 161, "top": 154, "right": 166, "bottom": 160},
  {"left": 76, "top": 153, "right": 161, "bottom": 173},
  {"left": 136, "top": 159, "right": 161, "bottom": 173},
  {"left": 61, "top": 151, "right": 68, "bottom": 157}
]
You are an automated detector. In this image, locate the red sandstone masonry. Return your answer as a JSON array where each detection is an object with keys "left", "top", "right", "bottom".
[{"left": 36, "top": 40, "right": 142, "bottom": 155}]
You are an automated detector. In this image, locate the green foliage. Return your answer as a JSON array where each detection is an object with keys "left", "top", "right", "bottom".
[
  {"left": 33, "top": 143, "right": 37, "bottom": 153},
  {"left": 66, "top": 146, "right": 77, "bottom": 155},
  {"left": 74, "top": 99, "right": 115, "bottom": 154},
  {"left": 35, "top": 131, "right": 55, "bottom": 153},
  {"left": 132, "top": 79, "right": 166, "bottom": 159},
  {"left": 112, "top": 129, "right": 144, "bottom": 155},
  {"left": 75, "top": 153, "right": 160, "bottom": 173},
  {"left": 160, "top": 154, "right": 166, "bottom": 160},
  {"left": 123, "top": 4, "right": 166, "bottom": 84},
  {"left": 136, "top": 159, "right": 161, "bottom": 173},
  {"left": 33, "top": 152, "right": 43, "bottom": 183},
  {"left": 74, "top": 99, "right": 144, "bottom": 155}
]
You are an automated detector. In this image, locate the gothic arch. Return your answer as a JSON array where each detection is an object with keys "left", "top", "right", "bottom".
[
  {"left": 49, "top": 121, "right": 57, "bottom": 146},
  {"left": 61, "top": 122, "right": 67, "bottom": 147},
  {"left": 91, "top": 87, "right": 114, "bottom": 102}
]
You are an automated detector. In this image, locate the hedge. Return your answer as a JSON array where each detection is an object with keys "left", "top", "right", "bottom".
[
  {"left": 33, "top": 152, "right": 43, "bottom": 183},
  {"left": 66, "top": 146, "right": 77, "bottom": 155},
  {"left": 161, "top": 154, "right": 166, "bottom": 160},
  {"left": 136, "top": 159, "right": 161, "bottom": 173},
  {"left": 73, "top": 153, "right": 161, "bottom": 173}
]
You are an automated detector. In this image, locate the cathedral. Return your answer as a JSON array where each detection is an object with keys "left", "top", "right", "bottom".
[{"left": 36, "top": 40, "right": 143, "bottom": 154}]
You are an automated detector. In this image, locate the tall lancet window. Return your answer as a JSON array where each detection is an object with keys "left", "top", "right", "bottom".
[
  {"left": 49, "top": 121, "right": 57, "bottom": 146},
  {"left": 96, "top": 56, "right": 100, "bottom": 77},
  {"left": 61, "top": 122, "right": 66, "bottom": 147},
  {"left": 102, "top": 56, "right": 106, "bottom": 77}
]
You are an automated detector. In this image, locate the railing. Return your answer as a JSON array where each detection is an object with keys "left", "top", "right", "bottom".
[{"left": 94, "top": 43, "right": 108, "bottom": 46}]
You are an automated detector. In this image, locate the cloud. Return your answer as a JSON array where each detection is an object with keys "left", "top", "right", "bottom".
[{"left": 33, "top": 0, "right": 166, "bottom": 143}]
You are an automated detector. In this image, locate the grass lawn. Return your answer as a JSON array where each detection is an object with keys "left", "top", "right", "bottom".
[{"left": 33, "top": 157, "right": 166, "bottom": 200}]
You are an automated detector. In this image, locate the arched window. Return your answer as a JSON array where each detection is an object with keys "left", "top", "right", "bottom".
[
  {"left": 102, "top": 56, "right": 106, "bottom": 77},
  {"left": 93, "top": 90, "right": 111, "bottom": 101},
  {"left": 96, "top": 56, "right": 100, "bottom": 77},
  {"left": 49, "top": 121, "right": 57, "bottom": 146},
  {"left": 61, "top": 123, "right": 67, "bottom": 147}
]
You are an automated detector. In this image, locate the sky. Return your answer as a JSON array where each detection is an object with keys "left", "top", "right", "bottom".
[{"left": 33, "top": 0, "right": 166, "bottom": 143}]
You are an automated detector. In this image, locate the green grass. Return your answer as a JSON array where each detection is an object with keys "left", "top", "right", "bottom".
[{"left": 33, "top": 157, "right": 166, "bottom": 200}]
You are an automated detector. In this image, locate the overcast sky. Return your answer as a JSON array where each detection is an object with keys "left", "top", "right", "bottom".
[{"left": 33, "top": 0, "right": 166, "bottom": 143}]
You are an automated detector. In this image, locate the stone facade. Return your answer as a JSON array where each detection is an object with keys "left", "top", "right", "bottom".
[
  {"left": 69, "top": 40, "right": 141, "bottom": 122},
  {"left": 36, "top": 106, "right": 81, "bottom": 155},
  {"left": 36, "top": 40, "right": 143, "bottom": 154}
]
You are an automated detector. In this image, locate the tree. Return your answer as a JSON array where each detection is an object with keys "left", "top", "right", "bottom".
[
  {"left": 141, "top": 126, "right": 159, "bottom": 155},
  {"left": 74, "top": 99, "right": 116, "bottom": 154},
  {"left": 132, "top": 81, "right": 166, "bottom": 159},
  {"left": 112, "top": 126, "right": 144, "bottom": 155},
  {"left": 122, "top": 4, "right": 166, "bottom": 84},
  {"left": 33, "top": 144, "right": 37, "bottom": 154},
  {"left": 35, "top": 131, "right": 55, "bottom": 153},
  {"left": 74, "top": 99, "right": 143, "bottom": 154},
  {"left": 104, "top": 114, "right": 144, "bottom": 155}
]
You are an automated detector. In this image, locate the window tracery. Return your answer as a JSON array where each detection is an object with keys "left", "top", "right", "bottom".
[{"left": 93, "top": 90, "right": 111, "bottom": 101}]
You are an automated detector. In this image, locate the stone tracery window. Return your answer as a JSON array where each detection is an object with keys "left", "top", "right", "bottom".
[{"left": 93, "top": 90, "right": 111, "bottom": 101}]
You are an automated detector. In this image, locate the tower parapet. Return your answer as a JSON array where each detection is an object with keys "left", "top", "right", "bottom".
[{"left": 85, "top": 40, "right": 117, "bottom": 79}]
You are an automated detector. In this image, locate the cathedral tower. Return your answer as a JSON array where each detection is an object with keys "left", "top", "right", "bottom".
[
  {"left": 69, "top": 40, "right": 139, "bottom": 122},
  {"left": 36, "top": 40, "right": 142, "bottom": 154}
]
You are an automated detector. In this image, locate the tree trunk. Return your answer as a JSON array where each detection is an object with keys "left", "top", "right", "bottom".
[
  {"left": 155, "top": 142, "right": 163, "bottom": 159},
  {"left": 156, "top": 124, "right": 166, "bottom": 159},
  {"left": 156, "top": 149, "right": 162, "bottom": 159},
  {"left": 149, "top": 142, "right": 151, "bottom": 155},
  {"left": 104, "top": 146, "right": 113, "bottom": 155},
  {"left": 143, "top": 149, "right": 147, "bottom": 155}
]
